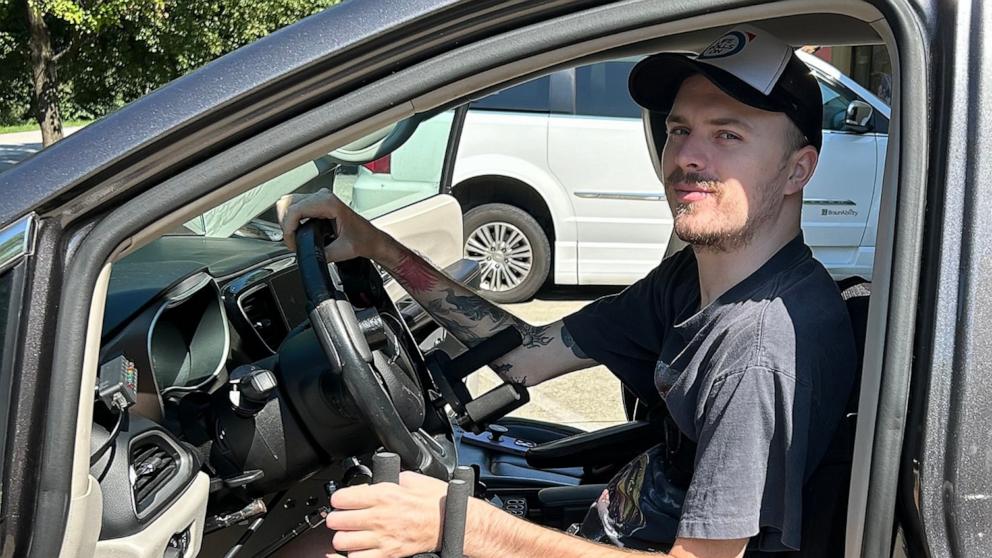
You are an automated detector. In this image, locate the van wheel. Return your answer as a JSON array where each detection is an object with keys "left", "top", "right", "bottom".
[{"left": 463, "top": 203, "right": 551, "bottom": 303}]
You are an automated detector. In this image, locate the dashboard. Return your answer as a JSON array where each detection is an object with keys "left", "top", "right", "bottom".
[
  {"left": 92, "top": 236, "right": 315, "bottom": 540},
  {"left": 90, "top": 234, "right": 477, "bottom": 549}
]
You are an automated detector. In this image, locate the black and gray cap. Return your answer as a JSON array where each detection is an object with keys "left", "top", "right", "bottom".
[{"left": 629, "top": 25, "right": 823, "bottom": 151}]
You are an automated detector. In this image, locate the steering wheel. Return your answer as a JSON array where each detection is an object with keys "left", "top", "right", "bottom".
[{"left": 295, "top": 219, "right": 453, "bottom": 479}]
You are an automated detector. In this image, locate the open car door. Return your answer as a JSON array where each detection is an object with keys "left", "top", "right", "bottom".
[{"left": 351, "top": 107, "right": 478, "bottom": 332}]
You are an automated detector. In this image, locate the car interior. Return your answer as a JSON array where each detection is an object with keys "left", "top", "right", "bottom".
[{"left": 47, "top": 2, "right": 918, "bottom": 557}]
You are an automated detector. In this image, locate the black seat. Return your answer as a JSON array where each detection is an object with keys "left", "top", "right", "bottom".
[
  {"left": 777, "top": 277, "right": 870, "bottom": 557},
  {"left": 457, "top": 418, "right": 586, "bottom": 489}
]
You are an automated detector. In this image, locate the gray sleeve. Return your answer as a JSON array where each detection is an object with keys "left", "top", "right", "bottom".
[{"left": 676, "top": 366, "right": 811, "bottom": 551}]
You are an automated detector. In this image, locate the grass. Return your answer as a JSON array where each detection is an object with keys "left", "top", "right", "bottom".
[{"left": 0, "top": 119, "right": 93, "bottom": 135}]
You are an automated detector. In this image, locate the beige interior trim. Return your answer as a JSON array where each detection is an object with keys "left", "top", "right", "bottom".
[
  {"left": 94, "top": 472, "right": 210, "bottom": 558},
  {"left": 845, "top": 15, "right": 900, "bottom": 558},
  {"left": 60, "top": 475, "right": 104, "bottom": 558},
  {"left": 59, "top": 262, "right": 112, "bottom": 555}
]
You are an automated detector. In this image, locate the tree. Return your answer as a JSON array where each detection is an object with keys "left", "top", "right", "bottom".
[
  {"left": 5, "top": 0, "right": 338, "bottom": 146},
  {"left": 19, "top": 0, "right": 168, "bottom": 145}
]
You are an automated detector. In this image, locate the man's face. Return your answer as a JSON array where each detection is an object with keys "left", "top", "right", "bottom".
[{"left": 661, "top": 74, "right": 799, "bottom": 251}]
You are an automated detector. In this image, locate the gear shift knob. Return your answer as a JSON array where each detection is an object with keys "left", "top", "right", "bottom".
[{"left": 487, "top": 423, "right": 509, "bottom": 442}]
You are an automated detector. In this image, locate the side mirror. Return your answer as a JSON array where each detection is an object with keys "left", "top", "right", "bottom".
[{"left": 843, "top": 100, "right": 874, "bottom": 133}]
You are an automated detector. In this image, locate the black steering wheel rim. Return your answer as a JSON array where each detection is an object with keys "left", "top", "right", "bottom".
[{"left": 295, "top": 219, "right": 451, "bottom": 479}]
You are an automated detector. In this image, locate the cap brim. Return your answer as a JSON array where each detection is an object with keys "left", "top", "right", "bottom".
[{"left": 629, "top": 53, "right": 783, "bottom": 115}]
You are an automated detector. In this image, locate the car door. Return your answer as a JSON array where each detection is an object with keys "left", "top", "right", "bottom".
[
  {"left": 802, "top": 75, "right": 880, "bottom": 279},
  {"left": 344, "top": 108, "right": 468, "bottom": 297},
  {"left": 546, "top": 59, "right": 672, "bottom": 285}
]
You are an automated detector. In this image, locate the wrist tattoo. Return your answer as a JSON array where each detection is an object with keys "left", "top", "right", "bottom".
[
  {"left": 561, "top": 324, "right": 589, "bottom": 359},
  {"left": 491, "top": 363, "right": 513, "bottom": 375}
]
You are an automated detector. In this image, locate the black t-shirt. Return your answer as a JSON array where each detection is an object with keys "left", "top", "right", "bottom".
[{"left": 563, "top": 234, "right": 857, "bottom": 552}]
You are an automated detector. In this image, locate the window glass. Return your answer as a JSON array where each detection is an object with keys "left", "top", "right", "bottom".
[
  {"left": 183, "top": 110, "right": 457, "bottom": 238},
  {"left": 574, "top": 61, "right": 640, "bottom": 119},
  {"left": 819, "top": 79, "right": 860, "bottom": 131},
  {"left": 341, "top": 110, "right": 456, "bottom": 220},
  {"left": 470, "top": 76, "right": 551, "bottom": 112}
]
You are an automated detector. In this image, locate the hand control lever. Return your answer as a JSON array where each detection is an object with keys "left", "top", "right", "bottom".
[{"left": 426, "top": 327, "right": 530, "bottom": 433}]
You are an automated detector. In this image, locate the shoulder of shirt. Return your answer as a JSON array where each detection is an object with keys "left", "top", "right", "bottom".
[{"left": 717, "top": 259, "right": 849, "bottom": 382}]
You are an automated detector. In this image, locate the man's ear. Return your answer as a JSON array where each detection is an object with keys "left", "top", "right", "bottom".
[{"left": 784, "top": 145, "right": 819, "bottom": 196}]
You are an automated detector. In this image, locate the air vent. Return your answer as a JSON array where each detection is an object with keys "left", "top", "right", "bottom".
[
  {"left": 130, "top": 439, "right": 179, "bottom": 514},
  {"left": 239, "top": 285, "right": 288, "bottom": 351}
]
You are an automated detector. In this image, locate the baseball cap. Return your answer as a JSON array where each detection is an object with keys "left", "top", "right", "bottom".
[{"left": 628, "top": 24, "right": 823, "bottom": 151}]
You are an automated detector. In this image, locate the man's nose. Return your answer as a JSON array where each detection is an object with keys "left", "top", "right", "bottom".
[{"left": 671, "top": 132, "right": 709, "bottom": 172}]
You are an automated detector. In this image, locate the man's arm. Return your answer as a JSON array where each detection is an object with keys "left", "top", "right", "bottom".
[
  {"left": 466, "top": 498, "right": 747, "bottom": 558},
  {"left": 325, "top": 471, "right": 747, "bottom": 558},
  {"left": 377, "top": 238, "right": 594, "bottom": 386},
  {"left": 277, "top": 190, "right": 596, "bottom": 386}
]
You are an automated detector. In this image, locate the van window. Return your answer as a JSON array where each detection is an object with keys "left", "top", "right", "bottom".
[
  {"left": 471, "top": 76, "right": 552, "bottom": 112},
  {"left": 819, "top": 79, "right": 861, "bottom": 131},
  {"left": 574, "top": 61, "right": 640, "bottom": 119}
]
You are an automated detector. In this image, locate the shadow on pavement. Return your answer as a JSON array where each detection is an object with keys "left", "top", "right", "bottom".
[
  {"left": 0, "top": 144, "right": 41, "bottom": 173},
  {"left": 534, "top": 284, "right": 625, "bottom": 302}
]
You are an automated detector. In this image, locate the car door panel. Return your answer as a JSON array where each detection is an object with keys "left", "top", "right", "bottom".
[
  {"left": 802, "top": 74, "right": 882, "bottom": 279},
  {"left": 373, "top": 193, "right": 464, "bottom": 301}
]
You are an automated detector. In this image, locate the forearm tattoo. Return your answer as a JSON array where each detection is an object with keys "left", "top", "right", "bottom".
[
  {"left": 392, "top": 251, "right": 440, "bottom": 294},
  {"left": 439, "top": 288, "right": 511, "bottom": 327},
  {"left": 491, "top": 363, "right": 513, "bottom": 376},
  {"left": 517, "top": 323, "right": 554, "bottom": 348},
  {"left": 388, "top": 251, "right": 558, "bottom": 362},
  {"left": 424, "top": 297, "right": 484, "bottom": 347},
  {"left": 561, "top": 324, "right": 589, "bottom": 359}
]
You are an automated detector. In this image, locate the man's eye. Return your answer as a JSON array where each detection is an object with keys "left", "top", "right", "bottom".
[
  {"left": 717, "top": 131, "right": 741, "bottom": 141},
  {"left": 668, "top": 127, "right": 689, "bottom": 136}
]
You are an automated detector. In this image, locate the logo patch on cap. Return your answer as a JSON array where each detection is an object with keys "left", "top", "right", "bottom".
[{"left": 697, "top": 30, "right": 757, "bottom": 60}]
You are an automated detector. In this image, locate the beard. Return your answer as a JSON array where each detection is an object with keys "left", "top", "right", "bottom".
[{"left": 665, "top": 167, "right": 783, "bottom": 253}]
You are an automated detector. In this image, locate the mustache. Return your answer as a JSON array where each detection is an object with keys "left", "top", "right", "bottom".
[{"left": 665, "top": 168, "right": 721, "bottom": 187}]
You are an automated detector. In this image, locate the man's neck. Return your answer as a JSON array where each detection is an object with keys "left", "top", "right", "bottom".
[{"left": 693, "top": 222, "right": 800, "bottom": 308}]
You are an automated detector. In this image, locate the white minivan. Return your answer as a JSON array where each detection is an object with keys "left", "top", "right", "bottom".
[{"left": 353, "top": 51, "right": 890, "bottom": 302}]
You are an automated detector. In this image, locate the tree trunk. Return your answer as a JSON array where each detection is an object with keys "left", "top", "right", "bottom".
[{"left": 24, "top": 0, "right": 63, "bottom": 147}]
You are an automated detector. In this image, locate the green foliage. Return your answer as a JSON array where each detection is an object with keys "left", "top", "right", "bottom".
[{"left": 1, "top": 0, "right": 341, "bottom": 125}]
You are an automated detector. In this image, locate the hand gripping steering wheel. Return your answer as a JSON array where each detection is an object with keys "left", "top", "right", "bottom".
[{"left": 295, "top": 219, "right": 452, "bottom": 479}]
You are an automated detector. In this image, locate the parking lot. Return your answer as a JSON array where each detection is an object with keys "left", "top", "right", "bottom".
[{"left": 468, "top": 285, "right": 629, "bottom": 432}]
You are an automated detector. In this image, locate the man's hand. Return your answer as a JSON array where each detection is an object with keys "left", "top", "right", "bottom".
[
  {"left": 276, "top": 189, "right": 396, "bottom": 263},
  {"left": 325, "top": 471, "right": 448, "bottom": 557}
]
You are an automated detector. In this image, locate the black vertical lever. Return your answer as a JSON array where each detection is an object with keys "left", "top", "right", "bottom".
[
  {"left": 372, "top": 451, "right": 401, "bottom": 484},
  {"left": 440, "top": 479, "right": 471, "bottom": 558}
]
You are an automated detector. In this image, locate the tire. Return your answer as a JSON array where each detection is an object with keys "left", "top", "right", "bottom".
[{"left": 462, "top": 203, "right": 551, "bottom": 303}]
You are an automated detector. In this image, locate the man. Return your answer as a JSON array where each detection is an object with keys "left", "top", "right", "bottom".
[{"left": 277, "top": 24, "right": 857, "bottom": 558}]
